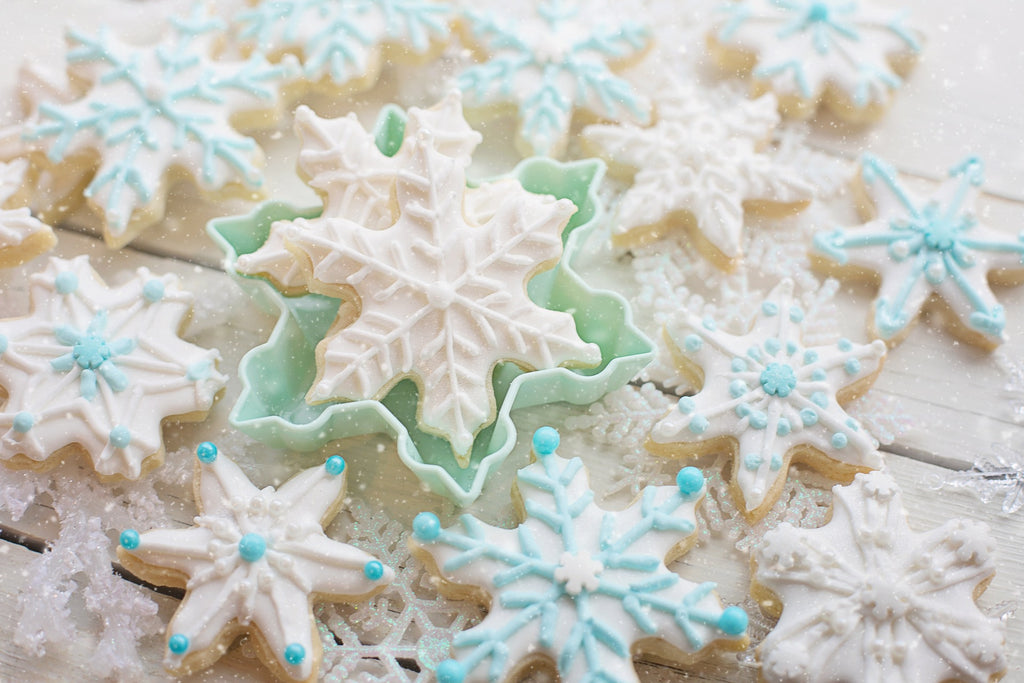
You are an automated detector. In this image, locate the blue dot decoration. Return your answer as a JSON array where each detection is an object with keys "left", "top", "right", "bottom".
[
  {"left": 676, "top": 467, "right": 704, "bottom": 496},
  {"left": 55, "top": 272, "right": 78, "bottom": 294},
  {"left": 142, "top": 279, "right": 165, "bottom": 303},
  {"left": 718, "top": 606, "right": 748, "bottom": 635},
  {"left": 363, "top": 560, "right": 385, "bottom": 581},
  {"left": 284, "top": 643, "right": 306, "bottom": 666},
  {"left": 13, "top": 412, "right": 34, "bottom": 433},
  {"left": 119, "top": 529, "right": 140, "bottom": 550},
  {"left": 532, "top": 426, "right": 559, "bottom": 456},
  {"left": 325, "top": 455, "right": 345, "bottom": 476},
  {"left": 196, "top": 441, "right": 218, "bottom": 463},
  {"left": 436, "top": 659, "right": 466, "bottom": 683},
  {"left": 168, "top": 634, "right": 189, "bottom": 655},
  {"left": 413, "top": 512, "right": 441, "bottom": 542},
  {"left": 238, "top": 533, "right": 267, "bottom": 563},
  {"left": 110, "top": 425, "right": 132, "bottom": 449}
]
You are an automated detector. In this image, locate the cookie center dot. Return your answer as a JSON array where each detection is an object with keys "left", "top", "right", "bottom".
[
  {"left": 425, "top": 282, "right": 457, "bottom": 309},
  {"left": 553, "top": 550, "right": 604, "bottom": 595},
  {"left": 807, "top": 2, "right": 831, "bottom": 22},
  {"left": 760, "top": 362, "right": 797, "bottom": 398},
  {"left": 238, "top": 532, "right": 267, "bottom": 563},
  {"left": 73, "top": 334, "right": 113, "bottom": 370},
  {"left": 922, "top": 212, "right": 959, "bottom": 251},
  {"left": 860, "top": 580, "right": 911, "bottom": 620}
]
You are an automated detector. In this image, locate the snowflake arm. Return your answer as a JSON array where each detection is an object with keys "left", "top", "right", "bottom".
[
  {"left": 411, "top": 427, "right": 749, "bottom": 683},
  {"left": 648, "top": 279, "right": 886, "bottom": 520},
  {"left": 753, "top": 471, "right": 1006, "bottom": 683}
]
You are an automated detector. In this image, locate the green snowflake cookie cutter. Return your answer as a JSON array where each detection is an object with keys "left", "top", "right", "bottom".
[{"left": 208, "top": 107, "right": 653, "bottom": 506}]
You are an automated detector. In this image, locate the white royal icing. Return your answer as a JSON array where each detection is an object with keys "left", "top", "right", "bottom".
[
  {"left": 649, "top": 279, "right": 886, "bottom": 517},
  {"left": 411, "top": 427, "right": 748, "bottom": 683},
  {"left": 714, "top": 0, "right": 923, "bottom": 115},
  {"left": 755, "top": 470, "right": 1006, "bottom": 683},
  {"left": 0, "top": 256, "right": 226, "bottom": 479},
  {"left": 583, "top": 85, "right": 812, "bottom": 262},
  {"left": 119, "top": 444, "right": 394, "bottom": 681},
  {"left": 0, "top": 159, "right": 54, "bottom": 256}
]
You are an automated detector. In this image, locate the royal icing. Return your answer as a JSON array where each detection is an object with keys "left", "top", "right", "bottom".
[
  {"left": 583, "top": 86, "right": 812, "bottom": 263},
  {"left": 278, "top": 117, "right": 600, "bottom": 458},
  {"left": 118, "top": 443, "right": 394, "bottom": 681},
  {"left": 755, "top": 470, "right": 1006, "bottom": 683},
  {"left": 411, "top": 427, "right": 748, "bottom": 683},
  {"left": 23, "top": 5, "right": 296, "bottom": 245},
  {"left": 648, "top": 279, "right": 886, "bottom": 518},
  {"left": 714, "top": 0, "right": 923, "bottom": 115},
  {"left": 0, "top": 256, "right": 226, "bottom": 479},
  {"left": 0, "top": 159, "right": 55, "bottom": 261},
  {"left": 814, "top": 155, "right": 1024, "bottom": 348},
  {"left": 234, "top": 0, "right": 451, "bottom": 90},
  {"left": 457, "top": 0, "right": 652, "bottom": 157}
]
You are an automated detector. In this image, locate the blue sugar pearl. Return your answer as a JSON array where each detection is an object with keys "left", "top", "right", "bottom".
[
  {"left": 437, "top": 659, "right": 466, "bottom": 683},
  {"left": 12, "top": 412, "right": 34, "bottom": 433},
  {"left": 688, "top": 414, "right": 709, "bottom": 434},
  {"left": 676, "top": 467, "right": 704, "bottom": 496},
  {"left": 761, "top": 301, "right": 778, "bottom": 316},
  {"left": 110, "top": 426, "right": 131, "bottom": 449},
  {"left": 363, "top": 560, "right": 385, "bottom": 581},
  {"left": 238, "top": 533, "right": 267, "bottom": 563},
  {"left": 800, "top": 408, "right": 818, "bottom": 426},
  {"left": 325, "top": 455, "right": 346, "bottom": 476},
  {"left": 119, "top": 529, "right": 140, "bottom": 550},
  {"left": 718, "top": 606, "right": 748, "bottom": 635},
  {"left": 413, "top": 512, "right": 442, "bottom": 542},
  {"left": 845, "top": 358, "right": 862, "bottom": 374},
  {"left": 142, "top": 279, "right": 165, "bottom": 303},
  {"left": 677, "top": 396, "right": 696, "bottom": 414},
  {"left": 831, "top": 433, "right": 849, "bottom": 449},
  {"left": 55, "top": 272, "right": 78, "bottom": 294},
  {"left": 196, "top": 441, "right": 218, "bottom": 463},
  {"left": 532, "top": 426, "right": 559, "bottom": 456},
  {"left": 168, "top": 634, "right": 189, "bottom": 655},
  {"left": 284, "top": 643, "right": 306, "bottom": 665},
  {"left": 683, "top": 334, "right": 703, "bottom": 352}
]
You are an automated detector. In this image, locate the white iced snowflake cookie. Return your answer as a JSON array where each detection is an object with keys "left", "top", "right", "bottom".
[
  {"left": 0, "top": 256, "right": 226, "bottom": 479},
  {"left": 647, "top": 279, "right": 887, "bottom": 521},
  {"left": 709, "top": 0, "right": 924, "bottom": 122},
  {"left": 118, "top": 442, "right": 394, "bottom": 682},
  {"left": 456, "top": 0, "right": 652, "bottom": 157},
  {"left": 22, "top": 5, "right": 297, "bottom": 247},
  {"left": 813, "top": 154, "right": 1024, "bottom": 350},
  {"left": 753, "top": 470, "right": 1006, "bottom": 683},
  {"left": 0, "top": 158, "right": 56, "bottom": 268},
  {"left": 233, "top": 0, "right": 452, "bottom": 93},
  {"left": 582, "top": 85, "right": 812, "bottom": 269},
  {"left": 410, "top": 427, "right": 749, "bottom": 683}
]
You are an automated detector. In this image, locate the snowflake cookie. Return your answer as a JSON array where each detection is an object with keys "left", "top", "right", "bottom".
[
  {"left": 813, "top": 155, "right": 1024, "bottom": 350},
  {"left": 410, "top": 427, "right": 749, "bottom": 683},
  {"left": 118, "top": 442, "right": 394, "bottom": 682},
  {"left": 457, "top": 0, "right": 652, "bottom": 157},
  {"left": 709, "top": 0, "right": 924, "bottom": 122},
  {"left": 0, "top": 256, "right": 226, "bottom": 479},
  {"left": 23, "top": 5, "right": 296, "bottom": 247},
  {"left": 0, "top": 159, "right": 56, "bottom": 268},
  {"left": 582, "top": 86, "right": 812, "bottom": 269},
  {"left": 233, "top": 0, "right": 452, "bottom": 93},
  {"left": 647, "top": 279, "right": 887, "bottom": 521},
  {"left": 753, "top": 470, "right": 1006, "bottom": 682}
]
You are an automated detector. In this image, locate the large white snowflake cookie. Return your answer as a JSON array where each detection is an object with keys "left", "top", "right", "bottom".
[
  {"left": 0, "top": 256, "right": 226, "bottom": 479},
  {"left": 709, "top": 0, "right": 924, "bottom": 122},
  {"left": 456, "top": 0, "right": 652, "bottom": 157},
  {"left": 22, "top": 5, "right": 297, "bottom": 247},
  {"left": 753, "top": 470, "right": 1006, "bottom": 683},
  {"left": 813, "top": 154, "right": 1024, "bottom": 350},
  {"left": 582, "top": 85, "right": 812, "bottom": 269},
  {"left": 647, "top": 279, "right": 887, "bottom": 520},
  {"left": 118, "top": 442, "right": 394, "bottom": 682},
  {"left": 0, "top": 158, "right": 56, "bottom": 268},
  {"left": 410, "top": 427, "right": 749, "bottom": 683}
]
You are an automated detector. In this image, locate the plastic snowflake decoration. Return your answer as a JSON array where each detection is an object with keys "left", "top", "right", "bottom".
[
  {"left": 24, "top": 5, "right": 295, "bottom": 246},
  {"left": 583, "top": 85, "right": 812, "bottom": 267},
  {"left": 118, "top": 442, "right": 395, "bottom": 681},
  {"left": 712, "top": 0, "right": 924, "bottom": 120},
  {"left": 0, "top": 159, "right": 56, "bottom": 267},
  {"left": 281, "top": 126, "right": 601, "bottom": 458},
  {"left": 813, "top": 155, "right": 1024, "bottom": 349},
  {"left": 933, "top": 442, "right": 1024, "bottom": 515},
  {"left": 647, "top": 279, "right": 886, "bottom": 520},
  {"left": 234, "top": 0, "right": 451, "bottom": 90},
  {"left": 754, "top": 471, "right": 1006, "bottom": 682},
  {"left": 458, "top": 0, "right": 651, "bottom": 157},
  {"left": 411, "top": 427, "right": 749, "bottom": 683},
  {"left": 0, "top": 256, "right": 226, "bottom": 479}
]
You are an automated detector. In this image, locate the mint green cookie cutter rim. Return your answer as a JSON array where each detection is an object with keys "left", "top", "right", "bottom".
[{"left": 208, "top": 118, "right": 653, "bottom": 506}]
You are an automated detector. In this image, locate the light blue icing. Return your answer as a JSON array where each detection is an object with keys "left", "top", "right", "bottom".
[
  {"left": 761, "top": 301, "right": 779, "bottom": 316},
  {"left": 677, "top": 396, "right": 697, "bottom": 414},
  {"left": 747, "top": 345, "right": 763, "bottom": 362},
  {"left": 55, "top": 271, "right": 78, "bottom": 294},
  {"left": 770, "top": 453, "right": 783, "bottom": 470},
  {"left": 702, "top": 316, "right": 717, "bottom": 331},
  {"left": 760, "top": 362, "right": 797, "bottom": 397},
  {"left": 729, "top": 379, "right": 748, "bottom": 398},
  {"left": 764, "top": 337, "right": 781, "bottom": 355},
  {"left": 844, "top": 358, "right": 861, "bottom": 374},
  {"left": 789, "top": 305, "right": 804, "bottom": 323},
  {"left": 684, "top": 334, "right": 703, "bottom": 352},
  {"left": 418, "top": 428, "right": 745, "bottom": 681},
  {"left": 837, "top": 338, "right": 852, "bottom": 351},
  {"left": 803, "top": 349, "right": 818, "bottom": 364},
  {"left": 238, "top": 532, "right": 267, "bottom": 562},
  {"left": 50, "top": 311, "right": 134, "bottom": 401},
  {"left": 786, "top": 340, "right": 798, "bottom": 355},
  {"left": 831, "top": 432, "right": 848, "bottom": 449},
  {"left": 810, "top": 391, "right": 828, "bottom": 407},
  {"left": 0, "top": 334, "right": 6, "bottom": 355},
  {"left": 142, "top": 279, "right": 165, "bottom": 302},
  {"left": 186, "top": 359, "right": 212, "bottom": 381},
  {"left": 811, "top": 368, "right": 827, "bottom": 381},
  {"left": 749, "top": 410, "right": 768, "bottom": 430},
  {"left": 800, "top": 408, "right": 818, "bottom": 426},
  {"left": 13, "top": 412, "right": 34, "bottom": 433},
  {"left": 731, "top": 358, "right": 747, "bottom": 372},
  {"left": 846, "top": 417, "right": 859, "bottom": 430},
  {"left": 776, "top": 418, "right": 791, "bottom": 436},
  {"left": 533, "top": 425, "right": 560, "bottom": 454},
  {"left": 110, "top": 425, "right": 132, "bottom": 449},
  {"left": 688, "top": 414, "right": 709, "bottom": 434},
  {"left": 284, "top": 643, "right": 305, "bottom": 666},
  {"left": 815, "top": 154, "right": 1020, "bottom": 339},
  {"left": 744, "top": 453, "right": 762, "bottom": 470}
]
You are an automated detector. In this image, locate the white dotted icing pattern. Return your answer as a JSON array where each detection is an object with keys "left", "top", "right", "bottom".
[
  {"left": 649, "top": 279, "right": 886, "bottom": 516},
  {"left": 0, "top": 255, "right": 226, "bottom": 479},
  {"left": 755, "top": 471, "right": 1006, "bottom": 683},
  {"left": 0, "top": 159, "right": 53, "bottom": 254}
]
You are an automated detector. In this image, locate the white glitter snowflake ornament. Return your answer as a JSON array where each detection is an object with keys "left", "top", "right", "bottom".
[
  {"left": 647, "top": 279, "right": 886, "bottom": 521},
  {"left": 411, "top": 427, "right": 749, "bottom": 683},
  {"left": 457, "top": 0, "right": 652, "bottom": 157},
  {"left": 281, "top": 124, "right": 601, "bottom": 458},
  {"left": 932, "top": 442, "right": 1024, "bottom": 516},
  {"left": 24, "top": 5, "right": 296, "bottom": 246},
  {"left": 754, "top": 471, "right": 1006, "bottom": 682},
  {"left": 0, "top": 256, "right": 226, "bottom": 479},
  {"left": 813, "top": 154, "right": 1024, "bottom": 350},
  {"left": 118, "top": 442, "right": 395, "bottom": 682},
  {"left": 710, "top": 0, "right": 924, "bottom": 122},
  {"left": 583, "top": 85, "right": 812, "bottom": 268}
]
